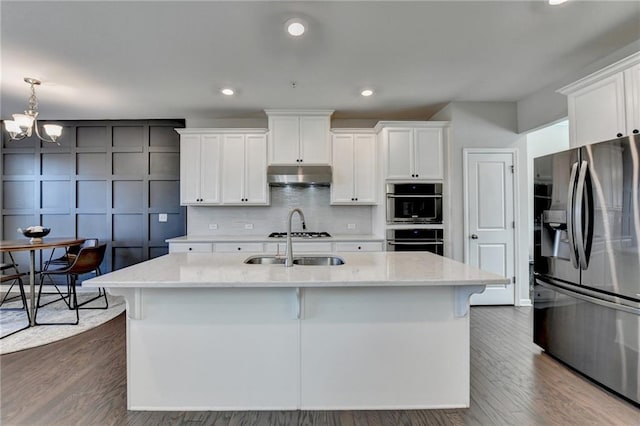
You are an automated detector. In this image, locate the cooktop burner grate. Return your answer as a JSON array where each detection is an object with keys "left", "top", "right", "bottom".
[{"left": 268, "top": 231, "right": 331, "bottom": 238}]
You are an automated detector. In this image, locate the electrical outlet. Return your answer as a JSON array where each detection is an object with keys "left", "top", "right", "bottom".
[
  {"left": 244, "top": 223, "right": 254, "bottom": 230},
  {"left": 158, "top": 213, "right": 168, "bottom": 223},
  {"left": 209, "top": 224, "right": 218, "bottom": 230},
  {"left": 347, "top": 223, "right": 357, "bottom": 230}
]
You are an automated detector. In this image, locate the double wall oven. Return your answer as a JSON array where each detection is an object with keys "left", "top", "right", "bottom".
[{"left": 386, "top": 183, "right": 444, "bottom": 255}]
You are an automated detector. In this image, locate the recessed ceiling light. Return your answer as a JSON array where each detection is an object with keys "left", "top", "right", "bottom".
[
  {"left": 285, "top": 18, "right": 307, "bottom": 37},
  {"left": 361, "top": 89, "right": 374, "bottom": 97},
  {"left": 548, "top": 0, "right": 568, "bottom": 5},
  {"left": 221, "top": 88, "right": 234, "bottom": 96}
]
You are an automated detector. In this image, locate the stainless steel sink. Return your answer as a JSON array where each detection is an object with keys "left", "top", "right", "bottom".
[
  {"left": 244, "top": 255, "right": 345, "bottom": 266},
  {"left": 244, "top": 256, "right": 286, "bottom": 265},
  {"left": 292, "top": 256, "right": 345, "bottom": 266}
]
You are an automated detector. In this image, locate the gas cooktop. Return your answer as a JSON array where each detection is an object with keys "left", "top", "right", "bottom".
[{"left": 268, "top": 231, "right": 332, "bottom": 238}]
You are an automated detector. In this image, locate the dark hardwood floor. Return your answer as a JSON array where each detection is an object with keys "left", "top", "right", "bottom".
[{"left": 1, "top": 307, "right": 637, "bottom": 425}]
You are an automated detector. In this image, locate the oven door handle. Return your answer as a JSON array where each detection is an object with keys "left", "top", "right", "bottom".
[
  {"left": 386, "top": 194, "right": 442, "bottom": 198},
  {"left": 388, "top": 241, "right": 444, "bottom": 245}
]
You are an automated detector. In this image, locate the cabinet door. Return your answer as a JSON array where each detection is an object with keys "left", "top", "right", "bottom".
[
  {"left": 244, "top": 134, "right": 269, "bottom": 205},
  {"left": 269, "top": 116, "right": 300, "bottom": 164},
  {"left": 624, "top": 64, "right": 640, "bottom": 136},
  {"left": 385, "top": 129, "right": 413, "bottom": 179},
  {"left": 300, "top": 116, "right": 330, "bottom": 164},
  {"left": 221, "top": 134, "right": 245, "bottom": 204},
  {"left": 414, "top": 128, "right": 444, "bottom": 180},
  {"left": 330, "top": 134, "right": 355, "bottom": 204},
  {"left": 180, "top": 135, "right": 202, "bottom": 204},
  {"left": 353, "top": 134, "right": 377, "bottom": 203},
  {"left": 568, "top": 73, "right": 626, "bottom": 146},
  {"left": 200, "top": 135, "right": 221, "bottom": 204}
]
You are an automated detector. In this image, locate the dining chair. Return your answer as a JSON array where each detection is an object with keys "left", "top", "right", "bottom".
[
  {"left": 35, "top": 244, "right": 108, "bottom": 326},
  {"left": 0, "top": 254, "right": 30, "bottom": 338}
]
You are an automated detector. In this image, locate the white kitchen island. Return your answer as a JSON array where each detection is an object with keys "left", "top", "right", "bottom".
[{"left": 84, "top": 251, "right": 509, "bottom": 411}]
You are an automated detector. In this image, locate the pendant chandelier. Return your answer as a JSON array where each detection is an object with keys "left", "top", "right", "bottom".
[{"left": 4, "top": 78, "right": 63, "bottom": 144}]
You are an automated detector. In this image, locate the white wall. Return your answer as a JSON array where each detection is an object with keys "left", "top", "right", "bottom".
[
  {"left": 526, "top": 121, "right": 570, "bottom": 259},
  {"left": 432, "top": 102, "right": 530, "bottom": 306}
]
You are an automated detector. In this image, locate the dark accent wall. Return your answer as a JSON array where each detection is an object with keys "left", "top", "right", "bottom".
[{"left": 1, "top": 119, "right": 186, "bottom": 273}]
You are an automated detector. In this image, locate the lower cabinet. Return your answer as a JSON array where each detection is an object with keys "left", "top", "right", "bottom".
[
  {"left": 169, "top": 240, "right": 384, "bottom": 254},
  {"left": 168, "top": 243, "right": 213, "bottom": 253}
]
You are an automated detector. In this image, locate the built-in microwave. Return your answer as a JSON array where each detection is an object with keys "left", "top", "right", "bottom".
[{"left": 386, "top": 183, "right": 443, "bottom": 224}]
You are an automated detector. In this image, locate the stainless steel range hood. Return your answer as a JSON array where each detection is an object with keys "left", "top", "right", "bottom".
[{"left": 267, "top": 165, "right": 332, "bottom": 186}]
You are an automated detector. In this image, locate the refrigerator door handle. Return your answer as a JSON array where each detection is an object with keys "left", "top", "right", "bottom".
[
  {"left": 537, "top": 280, "right": 640, "bottom": 315},
  {"left": 567, "top": 161, "right": 580, "bottom": 269},
  {"left": 575, "top": 160, "right": 592, "bottom": 270}
]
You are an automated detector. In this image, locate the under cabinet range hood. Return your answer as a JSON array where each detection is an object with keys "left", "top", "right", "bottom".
[{"left": 267, "top": 165, "right": 332, "bottom": 186}]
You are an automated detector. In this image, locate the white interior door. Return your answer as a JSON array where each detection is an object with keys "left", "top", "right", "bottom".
[{"left": 465, "top": 150, "right": 516, "bottom": 305}]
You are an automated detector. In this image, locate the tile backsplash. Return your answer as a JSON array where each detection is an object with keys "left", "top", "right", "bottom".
[{"left": 187, "top": 186, "right": 374, "bottom": 236}]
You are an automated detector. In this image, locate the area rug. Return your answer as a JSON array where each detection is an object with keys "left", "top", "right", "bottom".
[{"left": 0, "top": 292, "right": 125, "bottom": 354}]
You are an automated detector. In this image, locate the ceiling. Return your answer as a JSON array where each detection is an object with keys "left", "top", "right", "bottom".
[{"left": 2, "top": 1, "right": 640, "bottom": 122}]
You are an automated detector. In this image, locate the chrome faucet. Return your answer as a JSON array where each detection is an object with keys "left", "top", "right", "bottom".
[{"left": 285, "top": 208, "right": 306, "bottom": 267}]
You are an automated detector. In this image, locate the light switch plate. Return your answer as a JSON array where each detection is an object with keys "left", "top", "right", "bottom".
[
  {"left": 347, "top": 223, "right": 357, "bottom": 230},
  {"left": 244, "top": 223, "right": 254, "bottom": 230},
  {"left": 158, "top": 213, "right": 168, "bottom": 223},
  {"left": 209, "top": 224, "right": 218, "bottom": 230}
]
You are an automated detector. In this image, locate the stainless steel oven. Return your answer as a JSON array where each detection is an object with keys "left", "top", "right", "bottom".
[
  {"left": 386, "top": 183, "right": 443, "bottom": 224},
  {"left": 386, "top": 229, "right": 444, "bottom": 255}
]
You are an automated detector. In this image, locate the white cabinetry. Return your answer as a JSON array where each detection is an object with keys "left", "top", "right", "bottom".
[
  {"left": 375, "top": 122, "right": 448, "bottom": 180},
  {"left": 330, "top": 130, "right": 377, "bottom": 205},
  {"left": 177, "top": 132, "right": 221, "bottom": 205},
  {"left": 221, "top": 133, "right": 269, "bottom": 205},
  {"left": 559, "top": 53, "right": 640, "bottom": 147},
  {"left": 266, "top": 110, "right": 334, "bottom": 165}
]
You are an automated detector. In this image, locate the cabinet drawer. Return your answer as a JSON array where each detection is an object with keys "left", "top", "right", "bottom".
[
  {"left": 169, "top": 243, "right": 213, "bottom": 253},
  {"left": 292, "top": 242, "right": 332, "bottom": 253},
  {"left": 214, "top": 243, "right": 264, "bottom": 253},
  {"left": 334, "top": 242, "right": 384, "bottom": 252}
]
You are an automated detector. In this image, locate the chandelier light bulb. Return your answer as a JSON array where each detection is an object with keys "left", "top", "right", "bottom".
[
  {"left": 43, "top": 124, "right": 63, "bottom": 139},
  {"left": 13, "top": 113, "right": 34, "bottom": 129},
  {"left": 4, "top": 120, "right": 21, "bottom": 134}
]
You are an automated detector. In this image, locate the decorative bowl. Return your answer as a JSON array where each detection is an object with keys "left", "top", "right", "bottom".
[{"left": 20, "top": 227, "right": 51, "bottom": 243}]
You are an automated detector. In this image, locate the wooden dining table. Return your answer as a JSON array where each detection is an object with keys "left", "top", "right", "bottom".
[{"left": 0, "top": 237, "right": 86, "bottom": 327}]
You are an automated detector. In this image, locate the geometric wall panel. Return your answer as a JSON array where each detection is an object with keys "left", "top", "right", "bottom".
[
  {"left": 77, "top": 153, "right": 107, "bottom": 175},
  {"left": 149, "top": 180, "right": 179, "bottom": 208},
  {"left": 113, "top": 126, "right": 144, "bottom": 149},
  {"left": 113, "top": 152, "right": 144, "bottom": 175},
  {"left": 77, "top": 126, "right": 107, "bottom": 148},
  {"left": 3, "top": 181, "right": 35, "bottom": 209},
  {"left": 2, "top": 119, "right": 185, "bottom": 274},
  {"left": 149, "top": 152, "right": 179, "bottom": 175},
  {"left": 77, "top": 181, "right": 107, "bottom": 210},
  {"left": 41, "top": 181, "right": 70, "bottom": 209},
  {"left": 113, "top": 180, "right": 143, "bottom": 209}
]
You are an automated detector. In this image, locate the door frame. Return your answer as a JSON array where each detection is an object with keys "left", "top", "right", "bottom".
[{"left": 462, "top": 148, "right": 521, "bottom": 305}]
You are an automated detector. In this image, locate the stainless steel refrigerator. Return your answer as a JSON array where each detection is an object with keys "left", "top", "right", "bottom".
[{"left": 533, "top": 135, "right": 639, "bottom": 405}]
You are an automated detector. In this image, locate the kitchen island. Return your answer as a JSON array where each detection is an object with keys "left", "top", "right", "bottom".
[{"left": 84, "top": 251, "right": 509, "bottom": 411}]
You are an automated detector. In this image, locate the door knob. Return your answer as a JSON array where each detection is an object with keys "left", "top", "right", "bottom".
[{"left": 471, "top": 234, "right": 478, "bottom": 239}]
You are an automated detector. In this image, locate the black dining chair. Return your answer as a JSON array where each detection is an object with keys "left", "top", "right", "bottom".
[
  {"left": 35, "top": 244, "right": 108, "bottom": 326},
  {"left": 0, "top": 255, "right": 30, "bottom": 338}
]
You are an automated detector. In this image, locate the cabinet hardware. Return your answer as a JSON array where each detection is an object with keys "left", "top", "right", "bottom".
[
  {"left": 471, "top": 234, "right": 478, "bottom": 239},
  {"left": 617, "top": 133, "right": 623, "bottom": 138},
  {"left": 633, "top": 129, "right": 639, "bottom": 134}
]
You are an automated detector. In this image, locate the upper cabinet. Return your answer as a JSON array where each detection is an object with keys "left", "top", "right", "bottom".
[
  {"left": 221, "top": 133, "right": 269, "bottom": 205},
  {"left": 177, "top": 131, "right": 221, "bottom": 205},
  {"left": 559, "top": 53, "right": 640, "bottom": 147},
  {"left": 266, "top": 110, "right": 334, "bottom": 165},
  {"left": 176, "top": 129, "right": 268, "bottom": 206},
  {"left": 375, "top": 121, "right": 448, "bottom": 181},
  {"left": 330, "top": 130, "right": 377, "bottom": 205}
]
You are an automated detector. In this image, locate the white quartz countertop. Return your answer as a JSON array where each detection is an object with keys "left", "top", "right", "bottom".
[
  {"left": 84, "top": 251, "right": 509, "bottom": 289},
  {"left": 166, "top": 234, "right": 385, "bottom": 243}
]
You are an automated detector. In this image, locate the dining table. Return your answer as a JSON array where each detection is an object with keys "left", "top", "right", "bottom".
[{"left": 0, "top": 237, "right": 86, "bottom": 327}]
